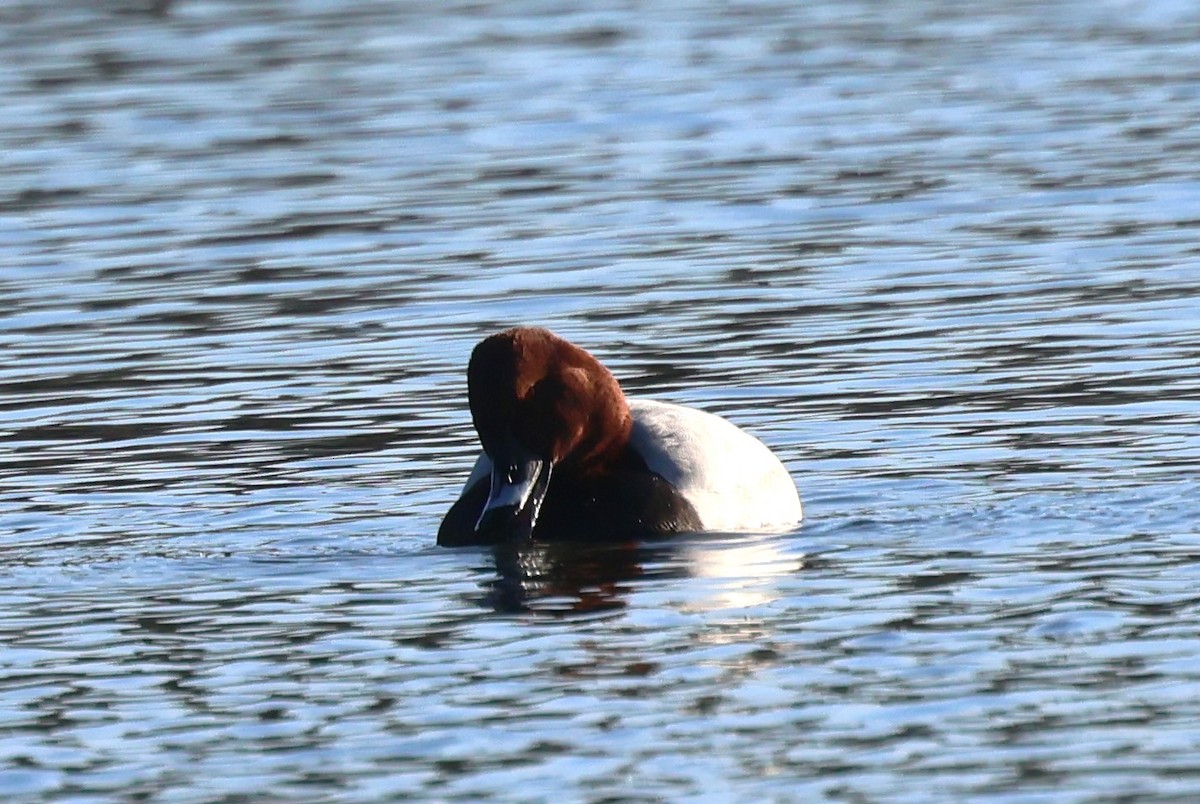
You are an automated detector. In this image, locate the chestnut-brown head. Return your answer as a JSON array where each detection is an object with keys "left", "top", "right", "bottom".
[{"left": 466, "top": 327, "right": 632, "bottom": 538}]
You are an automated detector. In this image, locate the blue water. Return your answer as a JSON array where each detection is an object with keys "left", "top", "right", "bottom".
[{"left": 3, "top": 0, "right": 1200, "bottom": 800}]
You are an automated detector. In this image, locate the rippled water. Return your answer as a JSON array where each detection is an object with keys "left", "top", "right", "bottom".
[{"left": 3, "top": 0, "right": 1200, "bottom": 800}]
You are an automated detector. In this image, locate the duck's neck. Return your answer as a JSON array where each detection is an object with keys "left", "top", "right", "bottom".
[{"left": 565, "top": 393, "right": 633, "bottom": 479}]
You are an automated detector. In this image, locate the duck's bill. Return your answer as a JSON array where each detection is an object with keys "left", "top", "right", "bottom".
[{"left": 476, "top": 457, "right": 553, "bottom": 540}]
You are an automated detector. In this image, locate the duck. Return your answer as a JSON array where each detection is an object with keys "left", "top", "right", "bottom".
[{"left": 437, "top": 327, "right": 802, "bottom": 546}]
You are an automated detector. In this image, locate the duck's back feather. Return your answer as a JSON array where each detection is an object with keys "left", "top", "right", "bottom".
[{"left": 627, "top": 398, "right": 802, "bottom": 532}]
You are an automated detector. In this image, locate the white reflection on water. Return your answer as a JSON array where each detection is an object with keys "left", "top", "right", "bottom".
[{"left": 682, "top": 535, "right": 805, "bottom": 612}]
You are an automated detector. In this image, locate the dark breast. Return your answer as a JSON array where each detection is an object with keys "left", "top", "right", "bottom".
[
  {"left": 437, "top": 452, "right": 702, "bottom": 546},
  {"left": 532, "top": 461, "right": 702, "bottom": 542}
]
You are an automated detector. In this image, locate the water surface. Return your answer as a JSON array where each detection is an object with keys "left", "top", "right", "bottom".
[{"left": 3, "top": 0, "right": 1200, "bottom": 800}]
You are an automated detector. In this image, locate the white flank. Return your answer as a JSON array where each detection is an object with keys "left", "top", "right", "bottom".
[{"left": 628, "top": 398, "right": 803, "bottom": 532}]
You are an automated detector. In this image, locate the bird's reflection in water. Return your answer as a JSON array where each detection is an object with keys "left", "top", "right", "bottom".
[
  {"left": 681, "top": 536, "right": 807, "bottom": 612},
  {"left": 479, "top": 539, "right": 684, "bottom": 615},
  {"left": 474, "top": 532, "right": 805, "bottom": 616}
]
